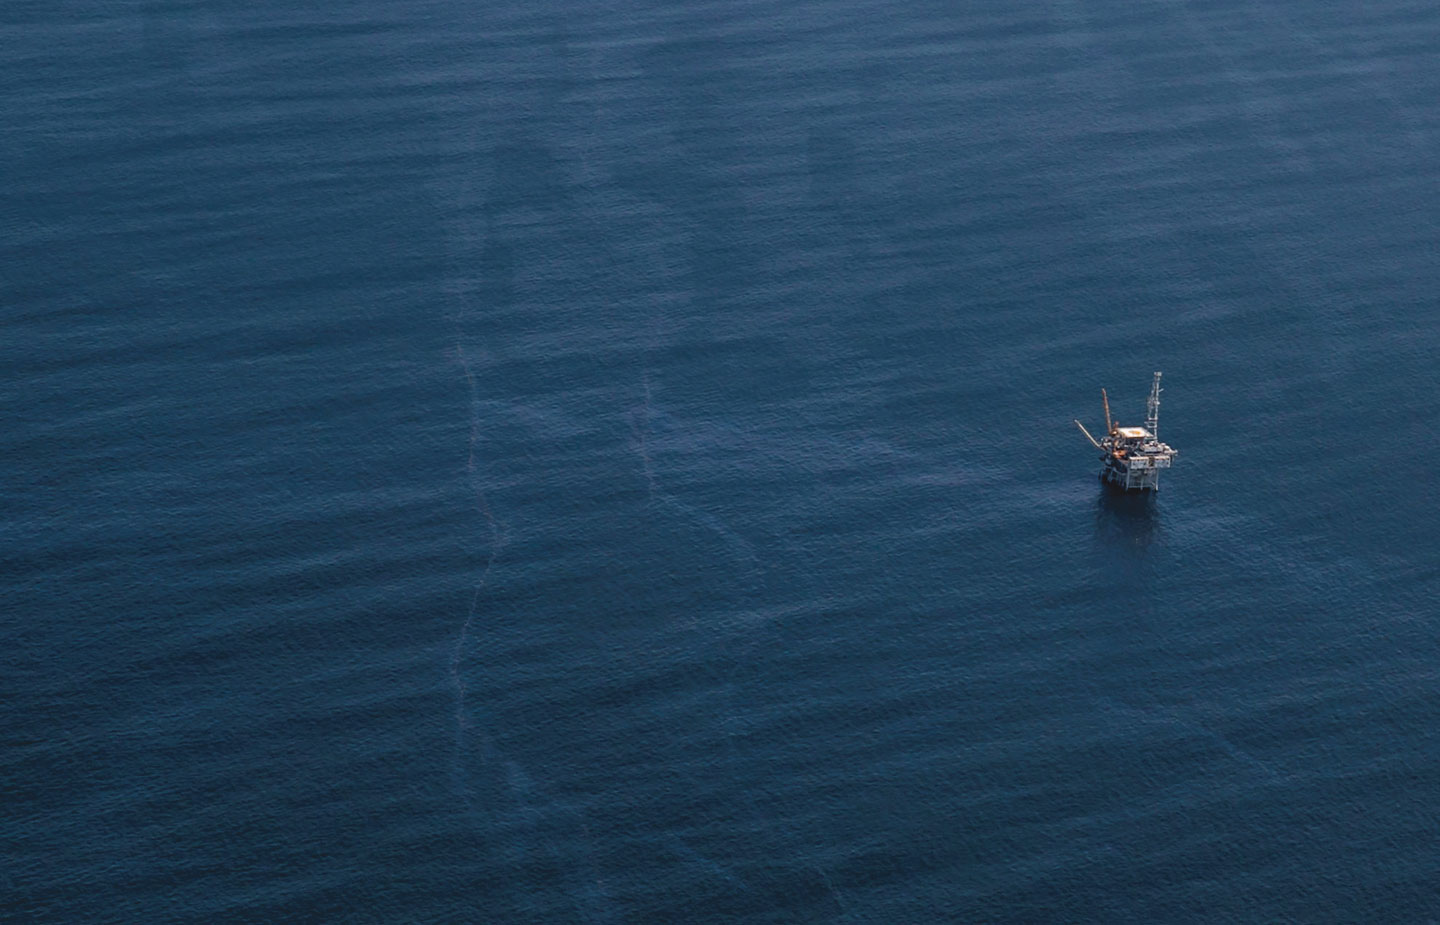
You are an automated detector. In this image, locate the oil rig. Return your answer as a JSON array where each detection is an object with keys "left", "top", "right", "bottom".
[{"left": 1074, "top": 372, "right": 1177, "bottom": 491}]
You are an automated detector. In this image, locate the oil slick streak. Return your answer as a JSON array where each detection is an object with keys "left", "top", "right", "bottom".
[
  {"left": 1099, "top": 695, "right": 1283, "bottom": 785},
  {"left": 447, "top": 341, "right": 506, "bottom": 799}
]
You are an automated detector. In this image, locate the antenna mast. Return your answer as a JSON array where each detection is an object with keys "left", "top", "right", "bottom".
[{"left": 1146, "top": 371, "right": 1162, "bottom": 441}]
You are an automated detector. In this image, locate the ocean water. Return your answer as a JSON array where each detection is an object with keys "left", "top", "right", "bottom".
[{"left": 6, "top": 0, "right": 1440, "bottom": 921}]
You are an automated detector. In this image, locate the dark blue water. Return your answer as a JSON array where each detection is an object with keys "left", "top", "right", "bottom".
[{"left": 7, "top": 1, "right": 1440, "bottom": 921}]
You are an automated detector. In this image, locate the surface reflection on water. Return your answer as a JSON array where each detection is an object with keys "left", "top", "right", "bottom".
[{"left": 1093, "top": 483, "right": 1161, "bottom": 553}]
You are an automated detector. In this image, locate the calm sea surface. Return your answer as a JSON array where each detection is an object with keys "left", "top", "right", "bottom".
[{"left": 6, "top": 1, "right": 1440, "bottom": 921}]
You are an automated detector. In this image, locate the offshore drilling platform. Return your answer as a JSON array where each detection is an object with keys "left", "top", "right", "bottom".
[{"left": 1074, "top": 372, "right": 1177, "bottom": 491}]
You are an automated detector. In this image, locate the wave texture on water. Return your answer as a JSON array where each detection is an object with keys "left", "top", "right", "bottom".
[{"left": 6, "top": 0, "right": 1440, "bottom": 921}]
